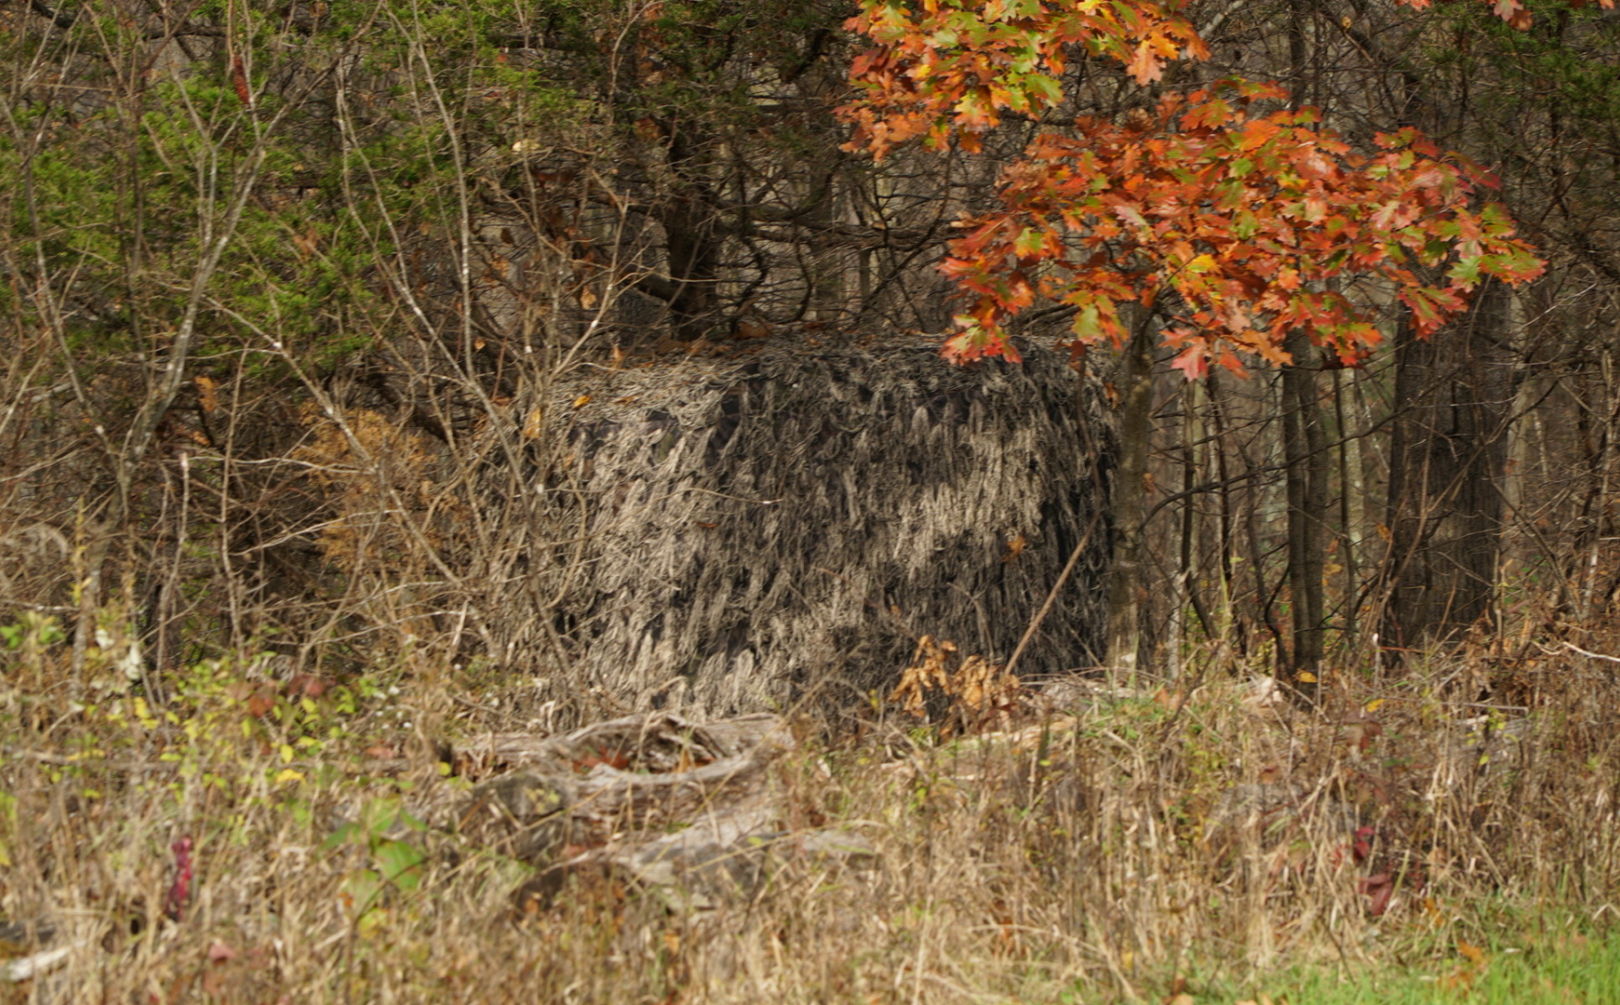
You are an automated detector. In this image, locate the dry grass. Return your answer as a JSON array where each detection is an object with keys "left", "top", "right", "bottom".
[{"left": 2, "top": 623, "right": 1618, "bottom": 1003}]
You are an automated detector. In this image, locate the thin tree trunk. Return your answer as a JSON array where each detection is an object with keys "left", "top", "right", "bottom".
[
  {"left": 1103, "top": 314, "right": 1156, "bottom": 680},
  {"left": 1282, "top": 329, "right": 1327, "bottom": 700},
  {"left": 1206, "top": 373, "right": 1244, "bottom": 653},
  {"left": 1332, "top": 368, "right": 1360, "bottom": 646},
  {"left": 1179, "top": 382, "right": 1214, "bottom": 646},
  {"left": 660, "top": 127, "right": 724, "bottom": 342}
]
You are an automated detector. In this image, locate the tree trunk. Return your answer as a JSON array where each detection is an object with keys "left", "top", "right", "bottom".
[
  {"left": 1103, "top": 316, "right": 1156, "bottom": 680},
  {"left": 1282, "top": 329, "right": 1327, "bottom": 700},
  {"left": 659, "top": 126, "right": 725, "bottom": 342},
  {"left": 1380, "top": 279, "right": 1514, "bottom": 660},
  {"left": 661, "top": 194, "right": 722, "bottom": 342}
]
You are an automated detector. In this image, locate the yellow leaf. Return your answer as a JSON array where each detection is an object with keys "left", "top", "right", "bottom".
[
  {"left": 1365, "top": 698, "right": 1386, "bottom": 713},
  {"left": 1187, "top": 253, "right": 1217, "bottom": 274},
  {"left": 572, "top": 394, "right": 591, "bottom": 409},
  {"left": 1295, "top": 670, "right": 1318, "bottom": 683},
  {"left": 194, "top": 375, "right": 219, "bottom": 414},
  {"left": 274, "top": 769, "right": 305, "bottom": 785}
]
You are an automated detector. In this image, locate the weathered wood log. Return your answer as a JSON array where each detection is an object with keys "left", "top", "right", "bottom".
[
  {"left": 0, "top": 921, "right": 77, "bottom": 984},
  {"left": 449, "top": 711, "right": 876, "bottom": 914},
  {"left": 455, "top": 712, "right": 785, "bottom": 777},
  {"left": 459, "top": 713, "right": 794, "bottom": 845}
]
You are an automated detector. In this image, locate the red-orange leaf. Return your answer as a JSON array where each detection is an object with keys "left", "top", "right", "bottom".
[{"left": 845, "top": 0, "right": 1550, "bottom": 369}]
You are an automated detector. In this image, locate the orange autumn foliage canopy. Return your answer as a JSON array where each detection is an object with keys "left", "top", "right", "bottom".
[{"left": 838, "top": 0, "right": 1587, "bottom": 375}]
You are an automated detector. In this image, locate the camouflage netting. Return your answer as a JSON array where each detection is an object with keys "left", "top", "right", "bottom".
[{"left": 536, "top": 336, "right": 1115, "bottom": 716}]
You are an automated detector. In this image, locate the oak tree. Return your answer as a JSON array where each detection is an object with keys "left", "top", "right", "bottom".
[{"left": 839, "top": 0, "right": 1596, "bottom": 678}]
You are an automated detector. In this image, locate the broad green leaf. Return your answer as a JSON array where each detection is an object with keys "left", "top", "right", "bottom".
[
  {"left": 374, "top": 839, "right": 427, "bottom": 892},
  {"left": 1013, "top": 227, "right": 1047, "bottom": 258},
  {"left": 1072, "top": 304, "right": 1104, "bottom": 341}
]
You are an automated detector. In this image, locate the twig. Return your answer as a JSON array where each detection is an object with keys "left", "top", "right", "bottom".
[
  {"left": 2, "top": 942, "right": 83, "bottom": 983},
  {"left": 1555, "top": 640, "right": 1620, "bottom": 663},
  {"left": 1003, "top": 509, "right": 1103, "bottom": 678}
]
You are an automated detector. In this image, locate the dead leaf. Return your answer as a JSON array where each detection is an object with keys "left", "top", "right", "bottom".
[
  {"left": 733, "top": 316, "right": 770, "bottom": 340},
  {"left": 284, "top": 673, "right": 329, "bottom": 698},
  {"left": 291, "top": 229, "right": 319, "bottom": 260},
  {"left": 1002, "top": 533, "right": 1028, "bottom": 563},
  {"left": 194, "top": 375, "right": 219, "bottom": 414},
  {"left": 1457, "top": 939, "right": 1487, "bottom": 965},
  {"left": 245, "top": 690, "right": 276, "bottom": 719},
  {"left": 1153, "top": 687, "right": 1185, "bottom": 712}
]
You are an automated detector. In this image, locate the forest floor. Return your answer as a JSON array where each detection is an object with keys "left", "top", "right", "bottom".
[{"left": 2, "top": 617, "right": 1618, "bottom": 1003}]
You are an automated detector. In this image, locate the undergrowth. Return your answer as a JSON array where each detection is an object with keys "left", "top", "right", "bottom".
[{"left": 2, "top": 613, "right": 1618, "bottom": 1003}]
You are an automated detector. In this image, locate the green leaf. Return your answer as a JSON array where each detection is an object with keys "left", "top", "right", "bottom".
[
  {"left": 1072, "top": 304, "right": 1104, "bottom": 341},
  {"left": 342, "top": 867, "right": 384, "bottom": 916},
  {"left": 1448, "top": 257, "right": 1483, "bottom": 286},
  {"left": 361, "top": 796, "right": 401, "bottom": 838},
  {"left": 322, "top": 821, "right": 362, "bottom": 851},
  {"left": 1013, "top": 227, "right": 1046, "bottom": 258},
  {"left": 374, "top": 839, "right": 426, "bottom": 892},
  {"left": 1024, "top": 74, "right": 1063, "bottom": 108}
]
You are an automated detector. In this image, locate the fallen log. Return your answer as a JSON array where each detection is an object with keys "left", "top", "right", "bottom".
[{"left": 446, "top": 711, "right": 876, "bottom": 914}]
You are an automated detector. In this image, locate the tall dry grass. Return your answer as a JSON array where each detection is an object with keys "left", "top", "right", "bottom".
[{"left": 3, "top": 620, "right": 1617, "bottom": 1002}]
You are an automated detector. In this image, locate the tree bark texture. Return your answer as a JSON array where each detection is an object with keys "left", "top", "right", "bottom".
[
  {"left": 1282, "top": 328, "right": 1327, "bottom": 698},
  {"left": 1102, "top": 318, "right": 1155, "bottom": 679},
  {"left": 1380, "top": 279, "right": 1514, "bottom": 658}
]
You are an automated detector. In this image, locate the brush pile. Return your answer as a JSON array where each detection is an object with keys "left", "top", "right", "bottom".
[{"left": 535, "top": 335, "right": 1115, "bottom": 715}]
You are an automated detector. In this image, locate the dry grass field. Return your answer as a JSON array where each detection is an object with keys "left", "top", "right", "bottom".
[{"left": 3, "top": 615, "right": 1617, "bottom": 1003}]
